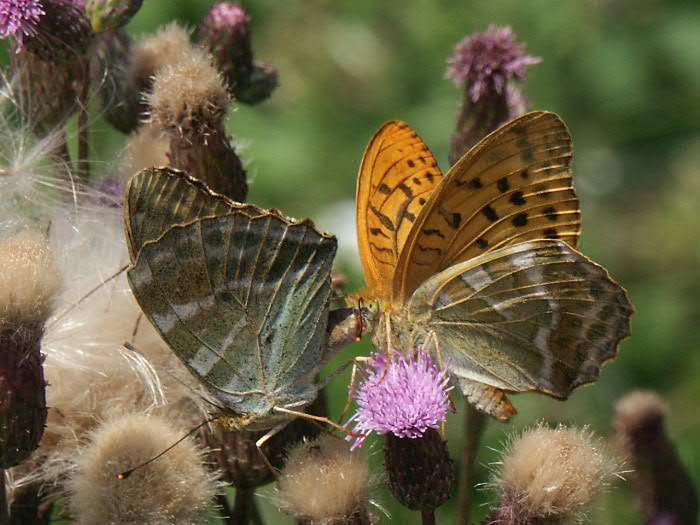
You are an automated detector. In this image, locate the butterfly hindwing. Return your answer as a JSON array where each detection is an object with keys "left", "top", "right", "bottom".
[
  {"left": 124, "top": 167, "right": 258, "bottom": 260},
  {"left": 394, "top": 112, "right": 580, "bottom": 301},
  {"left": 408, "top": 240, "right": 632, "bottom": 399},
  {"left": 356, "top": 121, "right": 443, "bottom": 299},
  {"left": 127, "top": 211, "right": 337, "bottom": 416}
]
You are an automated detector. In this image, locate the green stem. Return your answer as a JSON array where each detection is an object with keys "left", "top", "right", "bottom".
[
  {"left": 230, "top": 488, "right": 258, "bottom": 525},
  {"left": 456, "top": 406, "right": 486, "bottom": 525},
  {"left": 421, "top": 508, "right": 436, "bottom": 525}
]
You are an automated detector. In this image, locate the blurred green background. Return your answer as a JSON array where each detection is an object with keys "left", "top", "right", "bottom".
[{"left": 102, "top": 1, "right": 700, "bottom": 522}]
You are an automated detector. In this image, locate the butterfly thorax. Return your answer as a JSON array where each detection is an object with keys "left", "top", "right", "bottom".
[{"left": 363, "top": 298, "right": 426, "bottom": 353}]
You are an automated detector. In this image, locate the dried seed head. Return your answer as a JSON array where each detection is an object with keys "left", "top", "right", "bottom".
[
  {"left": 277, "top": 435, "right": 373, "bottom": 524},
  {"left": 0, "top": 232, "right": 59, "bottom": 325},
  {"left": 148, "top": 48, "right": 230, "bottom": 140},
  {"left": 489, "top": 425, "right": 616, "bottom": 524},
  {"left": 66, "top": 413, "right": 218, "bottom": 525},
  {"left": 131, "top": 22, "right": 193, "bottom": 96}
]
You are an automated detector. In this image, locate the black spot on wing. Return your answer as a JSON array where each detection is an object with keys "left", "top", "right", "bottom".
[
  {"left": 543, "top": 206, "right": 558, "bottom": 222},
  {"left": 509, "top": 191, "right": 526, "bottom": 206},
  {"left": 512, "top": 212, "right": 528, "bottom": 227},
  {"left": 378, "top": 183, "right": 391, "bottom": 195},
  {"left": 476, "top": 238, "right": 489, "bottom": 249},
  {"left": 497, "top": 177, "right": 510, "bottom": 193},
  {"left": 482, "top": 205, "right": 499, "bottom": 222},
  {"left": 543, "top": 227, "right": 559, "bottom": 239}
]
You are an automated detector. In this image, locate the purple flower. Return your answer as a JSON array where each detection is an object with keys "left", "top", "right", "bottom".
[
  {"left": 346, "top": 350, "right": 451, "bottom": 449},
  {"left": 446, "top": 25, "right": 540, "bottom": 103},
  {"left": 0, "top": 0, "right": 45, "bottom": 50},
  {"left": 207, "top": 1, "right": 249, "bottom": 30}
]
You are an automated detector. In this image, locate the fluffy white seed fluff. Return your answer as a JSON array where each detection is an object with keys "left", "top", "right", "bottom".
[
  {"left": 0, "top": 231, "right": 60, "bottom": 324},
  {"left": 492, "top": 425, "right": 616, "bottom": 523},
  {"left": 276, "top": 435, "right": 371, "bottom": 523},
  {"left": 66, "top": 413, "right": 219, "bottom": 525}
]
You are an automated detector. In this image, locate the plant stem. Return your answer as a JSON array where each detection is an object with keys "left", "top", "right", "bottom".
[
  {"left": 456, "top": 406, "right": 486, "bottom": 525},
  {"left": 77, "top": 59, "right": 90, "bottom": 184},
  {"left": 230, "top": 488, "right": 258, "bottom": 525},
  {"left": 421, "top": 508, "right": 436, "bottom": 525}
]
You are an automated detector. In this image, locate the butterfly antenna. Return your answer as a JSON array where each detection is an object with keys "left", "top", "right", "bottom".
[
  {"left": 49, "top": 264, "right": 129, "bottom": 328},
  {"left": 117, "top": 416, "right": 219, "bottom": 480}
]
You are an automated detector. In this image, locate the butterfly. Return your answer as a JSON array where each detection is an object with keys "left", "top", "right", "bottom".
[
  {"left": 124, "top": 167, "right": 340, "bottom": 441},
  {"left": 354, "top": 111, "right": 633, "bottom": 421}
]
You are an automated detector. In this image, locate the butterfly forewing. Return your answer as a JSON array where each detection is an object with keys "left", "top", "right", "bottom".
[
  {"left": 356, "top": 121, "right": 443, "bottom": 299},
  {"left": 127, "top": 211, "right": 337, "bottom": 416},
  {"left": 408, "top": 240, "right": 632, "bottom": 397},
  {"left": 125, "top": 167, "right": 258, "bottom": 260},
  {"left": 394, "top": 112, "right": 580, "bottom": 301}
]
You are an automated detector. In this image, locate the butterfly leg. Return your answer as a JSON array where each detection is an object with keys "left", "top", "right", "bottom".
[
  {"left": 456, "top": 378, "right": 517, "bottom": 422},
  {"left": 272, "top": 406, "right": 362, "bottom": 440},
  {"left": 336, "top": 356, "right": 372, "bottom": 424},
  {"left": 254, "top": 424, "right": 288, "bottom": 478}
]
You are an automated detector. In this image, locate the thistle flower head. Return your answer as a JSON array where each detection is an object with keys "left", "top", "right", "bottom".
[
  {"left": 446, "top": 25, "right": 540, "bottom": 103},
  {"left": 346, "top": 350, "right": 451, "bottom": 449},
  {"left": 66, "top": 413, "right": 219, "bottom": 524},
  {"left": 0, "top": 0, "right": 45, "bottom": 50}
]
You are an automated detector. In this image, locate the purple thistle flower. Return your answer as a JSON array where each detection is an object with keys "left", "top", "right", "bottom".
[
  {"left": 446, "top": 25, "right": 540, "bottom": 104},
  {"left": 346, "top": 350, "right": 451, "bottom": 449},
  {"left": 0, "top": 0, "right": 45, "bottom": 50}
]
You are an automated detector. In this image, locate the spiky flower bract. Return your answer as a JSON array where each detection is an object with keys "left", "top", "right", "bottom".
[{"left": 346, "top": 350, "right": 451, "bottom": 449}]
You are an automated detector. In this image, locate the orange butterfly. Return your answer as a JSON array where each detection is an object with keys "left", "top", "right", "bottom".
[{"left": 354, "top": 111, "right": 632, "bottom": 420}]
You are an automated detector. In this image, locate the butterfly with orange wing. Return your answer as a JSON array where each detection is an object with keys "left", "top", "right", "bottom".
[{"left": 354, "top": 111, "right": 633, "bottom": 421}]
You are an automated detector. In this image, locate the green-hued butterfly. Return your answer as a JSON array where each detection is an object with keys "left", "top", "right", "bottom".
[
  {"left": 125, "top": 167, "right": 342, "bottom": 440},
  {"left": 354, "top": 111, "right": 633, "bottom": 421}
]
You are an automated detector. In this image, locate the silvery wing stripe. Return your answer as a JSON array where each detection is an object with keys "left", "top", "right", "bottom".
[{"left": 408, "top": 239, "right": 632, "bottom": 398}]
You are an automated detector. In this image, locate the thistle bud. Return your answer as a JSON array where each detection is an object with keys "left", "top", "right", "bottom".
[
  {"left": 85, "top": 0, "right": 143, "bottom": 33},
  {"left": 0, "top": 233, "right": 59, "bottom": 468},
  {"left": 614, "top": 391, "right": 698, "bottom": 525},
  {"left": 198, "top": 2, "right": 278, "bottom": 104},
  {"left": 95, "top": 29, "right": 142, "bottom": 134}
]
